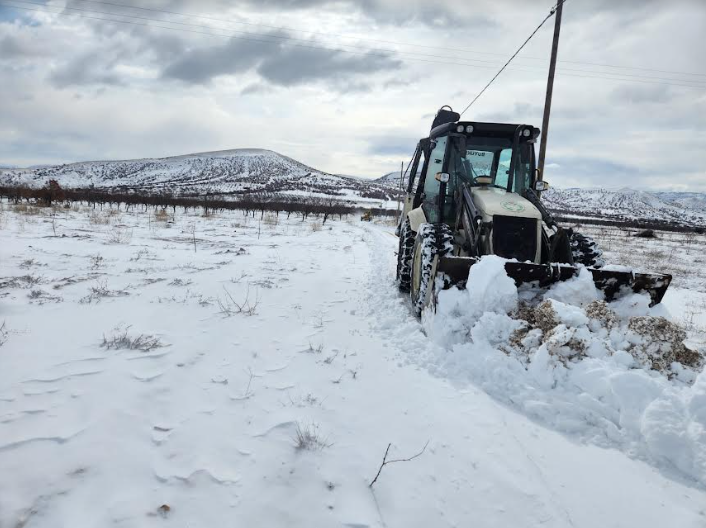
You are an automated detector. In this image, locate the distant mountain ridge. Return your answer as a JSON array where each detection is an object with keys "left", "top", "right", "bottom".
[
  {"left": 542, "top": 187, "right": 706, "bottom": 227},
  {"left": 2, "top": 151, "right": 704, "bottom": 225},
  {"left": 0, "top": 149, "right": 400, "bottom": 206}
]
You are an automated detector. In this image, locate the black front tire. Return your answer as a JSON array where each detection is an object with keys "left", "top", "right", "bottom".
[
  {"left": 570, "top": 230, "right": 604, "bottom": 268},
  {"left": 396, "top": 219, "right": 415, "bottom": 292},
  {"left": 410, "top": 223, "right": 453, "bottom": 315}
]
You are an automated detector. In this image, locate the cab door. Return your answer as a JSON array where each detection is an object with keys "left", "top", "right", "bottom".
[{"left": 420, "top": 136, "right": 448, "bottom": 223}]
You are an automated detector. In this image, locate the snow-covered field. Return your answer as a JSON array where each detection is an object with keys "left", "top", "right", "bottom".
[{"left": 1, "top": 202, "right": 706, "bottom": 527}]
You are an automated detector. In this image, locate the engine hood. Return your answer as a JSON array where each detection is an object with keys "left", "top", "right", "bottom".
[{"left": 470, "top": 187, "right": 542, "bottom": 221}]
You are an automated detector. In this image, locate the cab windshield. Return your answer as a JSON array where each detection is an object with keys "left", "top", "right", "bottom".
[
  {"left": 419, "top": 134, "right": 535, "bottom": 223},
  {"left": 447, "top": 136, "right": 533, "bottom": 195}
]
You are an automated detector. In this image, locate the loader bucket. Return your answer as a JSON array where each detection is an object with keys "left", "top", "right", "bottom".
[{"left": 436, "top": 257, "right": 672, "bottom": 306}]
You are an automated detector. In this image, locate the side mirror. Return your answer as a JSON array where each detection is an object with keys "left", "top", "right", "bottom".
[
  {"left": 535, "top": 180, "right": 549, "bottom": 191},
  {"left": 435, "top": 172, "right": 450, "bottom": 183}
]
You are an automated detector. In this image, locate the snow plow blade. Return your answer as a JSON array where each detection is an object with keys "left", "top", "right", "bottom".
[{"left": 436, "top": 257, "right": 672, "bottom": 306}]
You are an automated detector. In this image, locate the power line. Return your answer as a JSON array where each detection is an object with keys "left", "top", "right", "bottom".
[
  {"left": 22, "top": 0, "right": 698, "bottom": 86},
  {"left": 459, "top": 0, "right": 565, "bottom": 116},
  {"left": 69, "top": 0, "right": 706, "bottom": 79},
  {"left": 2, "top": 0, "right": 705, "bottom": 90}
]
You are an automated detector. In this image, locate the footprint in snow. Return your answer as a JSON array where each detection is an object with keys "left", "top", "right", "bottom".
[{"left": 130, "top": 369, "right": 167, "bottom": 382}]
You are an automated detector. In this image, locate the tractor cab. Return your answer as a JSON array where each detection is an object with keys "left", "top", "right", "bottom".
[{"left": 404, "top": 117, "right": 543, "bottom": 226}]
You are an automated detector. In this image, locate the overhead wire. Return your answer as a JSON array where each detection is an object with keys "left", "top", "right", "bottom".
[
  {"left": 67, "top": 0, "right": 706, "bottom": 79},
  {"left": 459, "top": 0, "right": 567, "bottom": 116},
  {"left": 2, "top": 0, "right": 705, "bottom": 90}
]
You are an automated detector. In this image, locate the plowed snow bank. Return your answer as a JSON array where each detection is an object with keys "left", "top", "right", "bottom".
[{"left": 422, "top": 257, "right": 706, "bottom": 486}]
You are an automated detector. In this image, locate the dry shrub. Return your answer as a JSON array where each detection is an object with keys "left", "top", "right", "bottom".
[
  {"left": 101, "top": 327, "right": 165, "bottom": 352},
  {"left": 310, "top": 221, "right": 322, "bottom": 232},
  {"left": 262, "top": 213, "right": 278, "bottom": 227},
  {"left": 0, "top": 321, "right": 7, "bottom": 347},
  {"left": 107, "top": 227, "right": 132, "bottom": 244},
  {"left": 293, "top": 423, "right": 331, "bottom": 451},
  {"left": 13, "top": 204, "right": 44, "bottom": 216},
  {"left": 79, "top": 279, "right": 129, "bottom": 303},
  {"left": 89, "top": 211, "right": 110, "bottom": 225},
  {"left": 154, "top": 209, "right": 170, "bottom": 222},
  {"left": 635, "top": 229, "right": 657, "bottom": 239}
]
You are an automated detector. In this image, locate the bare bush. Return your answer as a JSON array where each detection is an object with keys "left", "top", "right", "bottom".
[
  {"left": 168, "top": 278, "right": 193, "bottom": 287},
  {"left": 89, "top": 254, "right": 104, "bottom": 269},
  {"left": 217, "top": 286, "right": 259, "bottom": 316},
  {"left": 13, "top": 204, "right": 44, "bottom": 216},
  {"left": 293, "top": 423, "right": 331, "bottom": 451},
  {"left": 107, "top": 227, "right": 132, "bottom": 244},
  {"left": 634, "top": 229, "right": 657, "bottom": 239},
  {"left": 0, "top": 274, "right": 43, "bottom": 289},
  {"left": 28, "top": 289, "right": 63, "bottom": 304},
  {"left": 101, "top": 327, "right": 166, "bottom": 352},
  {"left": 262, "top": 213, "right": 278, "bottom": 227},
  {"left": 79, "top": 279, "right": 129, "bottom": 304},
  {"left": 0, "top": 321, "right": 7, "bottom": 347},
  {"left": 89, "top": 211, "right": 110, "bottom": 225},
  {"left": 154, "top": 209, "right": 170, "bottom": 222},
  {"left": 305, "top": 342, "right": 324, "bottom": 354}
]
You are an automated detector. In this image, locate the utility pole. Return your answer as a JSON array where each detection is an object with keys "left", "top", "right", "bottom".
[
  {"left": 537, "top": 0, "right": 564, "bottom": 182},
  {"left": 397, "top": 161, "right": 404, "bottom": 213}
]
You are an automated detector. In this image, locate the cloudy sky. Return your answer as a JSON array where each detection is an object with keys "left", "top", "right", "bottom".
[{"left": 0, "top": 0, "right": 705, "bottom": 190}]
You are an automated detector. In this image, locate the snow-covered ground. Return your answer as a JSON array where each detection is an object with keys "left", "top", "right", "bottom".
[{"left": 1, "top": 202, "right": 705, "bottom": 527}]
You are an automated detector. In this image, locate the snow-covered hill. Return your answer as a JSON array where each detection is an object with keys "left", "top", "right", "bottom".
[
  {"left": 0, "top": 149, "right": 399, "bottom": 206},
  {"left": 543, "top": 188, "right": 706, "bottom": 227},
  {"left": 375, "top": 171, "right": 404, "bottom": 187},
  {"left": 3, "top": 151, "right": 705, "bottom": 225}
]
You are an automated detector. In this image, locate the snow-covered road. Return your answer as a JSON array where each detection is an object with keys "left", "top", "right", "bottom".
[{"left": 1, "top": 205, "right": 704, "bottom": 527}]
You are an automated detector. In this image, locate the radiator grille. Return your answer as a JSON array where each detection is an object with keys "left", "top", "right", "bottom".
[{"left": 492, "top": 216, "right": 537, "bottom": 262}]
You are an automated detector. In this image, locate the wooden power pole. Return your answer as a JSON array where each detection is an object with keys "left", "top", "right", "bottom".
[
  {"left": 537, "top": 0, "right": 564, "bottom": 182},
  {"left": 397, "top": 161, "right": 404, "bottom": 212}
]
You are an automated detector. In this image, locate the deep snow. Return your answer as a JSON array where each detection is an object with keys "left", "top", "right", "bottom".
[
  {"left": 421, "top": 257, "right": 706, "bottom": 486},
  {"left": 1, "top": 203, "right": 705, "bottom": 527}
]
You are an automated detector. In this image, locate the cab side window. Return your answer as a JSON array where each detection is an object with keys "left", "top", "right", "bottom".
[
  {"left": 495, "top": 149, "right": 511, "bottom": 189},
  {"left": 422, "top": 136, "right": 447, "bottom": 202},
  {"left": 420, "top": 136, "right": 447, "bottom": 222}
]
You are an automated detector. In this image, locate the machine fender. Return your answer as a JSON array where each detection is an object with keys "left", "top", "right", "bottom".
[{"left": 407, "top": 207, "right": 427, "bottom": 233}]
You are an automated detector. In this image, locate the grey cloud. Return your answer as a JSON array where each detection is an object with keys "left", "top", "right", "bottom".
[
  {"left": 240, "top": 83, "right": 274, "bottom": 96},
  {"left": 162, "top": 32, "right": 402, "bottom": 89},
  {"left": 61, "top": 0, "right": 496, "bottom": 29},
  {"left": 49, "top": 51, "right": 124, "bottom": 88},
  {"left": 257, "top": 46, "right": 401, "bottom": 87},
  {"left": 161, "top": 37, "right": 270, "bottom": 83},
  {"left": 475, "top": 103, "right": 544, "bottom": 125},
  {"left": 543, "top": 155, "right": 654, "bottom": 189},
  {"left": 367, "top": 134, "right": 419, "bottom": 156},
  {"left": 610, "top": 84, "right": 675, "bottom": 105},
  {"left": 0, "top": 34, "right": 47, "bottom": 58}
]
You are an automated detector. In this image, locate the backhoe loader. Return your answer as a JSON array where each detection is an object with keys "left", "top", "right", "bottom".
[{"left": 396, "top": 106, "right": 671, "bottom": 314}]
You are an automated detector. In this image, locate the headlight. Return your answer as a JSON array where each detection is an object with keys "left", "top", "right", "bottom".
[
  {"left": 456, "top": 125, "right": 465, "bottom": 133},
  {"left": 522, "top": 129, "right": 531, "bottom": 137},
  {"left": 466, "top": 125, "right": 474, "bottom": 133}
]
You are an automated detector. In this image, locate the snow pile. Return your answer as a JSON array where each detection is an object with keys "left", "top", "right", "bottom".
[{"left": 422, "top": 257, "right": 706, "bottom": 485}]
